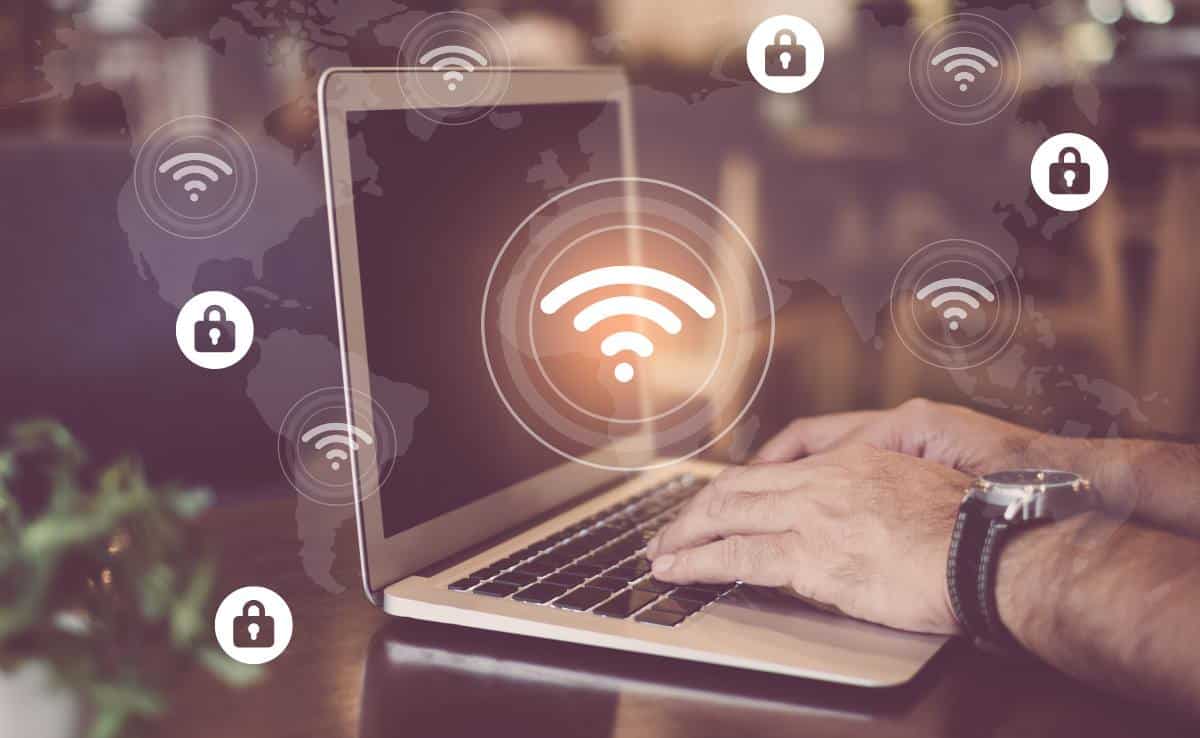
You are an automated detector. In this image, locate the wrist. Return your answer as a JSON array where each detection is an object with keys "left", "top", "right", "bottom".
[
  {"left": 993, "top": 512, "right": 1106, "bottom": 649},
  {"left": 1025, "top": 436, "right": 1139, "bottom": 516}
]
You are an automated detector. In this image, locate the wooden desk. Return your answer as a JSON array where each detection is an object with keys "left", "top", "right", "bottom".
[{"left": 163, "top": 498, "right": 1197, "bottom": 737}]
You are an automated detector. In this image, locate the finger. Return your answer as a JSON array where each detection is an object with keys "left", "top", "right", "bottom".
[
  {"left": 649, "top": 464, "right": 817, "bottom": 556},
  {"left": 751, "top": 411, "right": 883, "bottom": 463},
  {"left": 650, "top": 533, "right": 799, "bottom": 587}
]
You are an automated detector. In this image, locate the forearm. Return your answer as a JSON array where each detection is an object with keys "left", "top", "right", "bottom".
[
  {"left": 996, "top": 513, "right": 1200, "bottom": 715},
  {"left": 1059, "top": 439, "right": 1200, "bottom": 538}
]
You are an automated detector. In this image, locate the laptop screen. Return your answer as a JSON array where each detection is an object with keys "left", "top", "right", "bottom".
[{"left": 347, "top": 102, "right": 624, "bottom": 537}]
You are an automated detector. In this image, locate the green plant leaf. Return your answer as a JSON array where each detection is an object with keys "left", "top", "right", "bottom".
[
  {"left": 167, "top": 487, "right": 214, "bottom": 519},
  {"left": 169, "top": 558, "right": 215, "bottom": 646},
  {"left": 0, "top": 419, "right": 256, "bottom": 738},
  {"left": 197, "top": 646, "right": 265, "bottom": 688}
]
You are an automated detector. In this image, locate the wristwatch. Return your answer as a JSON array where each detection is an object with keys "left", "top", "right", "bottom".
[{"left": 947, "top": 469, "right": 1097, "bottom": 652}]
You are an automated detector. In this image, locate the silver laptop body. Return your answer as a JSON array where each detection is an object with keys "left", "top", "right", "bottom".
[{"left": 318, "top": 67, "right": 947, "bottom": 687}]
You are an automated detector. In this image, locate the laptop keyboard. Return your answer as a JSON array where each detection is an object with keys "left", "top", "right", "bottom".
[{"left": 447, "top": 474, "right": 738, "bottom": 627}]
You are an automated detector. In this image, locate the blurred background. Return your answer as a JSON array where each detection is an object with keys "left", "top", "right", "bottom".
[{"left": 3, "top": 0, "right": 1200, "bottom": 499}]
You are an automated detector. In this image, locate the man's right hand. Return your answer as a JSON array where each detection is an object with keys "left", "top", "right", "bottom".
[
  {"left": 754, "top": 399, "right": 1200, "bottom": 538},
  {"left": 752, "top": 398, "right": 1070, "bottom": 476}
]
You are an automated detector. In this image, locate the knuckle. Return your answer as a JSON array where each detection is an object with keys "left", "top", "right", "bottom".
[
  {"left": 899, "top": 397, "right": 937, "bottom": 420},
  {"left": 706, "top": 489, "right": 755, "bottom": 521},
  {"left": 783, "top": 417, "right": 808, "bottom": 435},
  {"left": 723, "top": 536, "right": 775, "bottom": 578},
  {"left": 711, "top": 466, "right": 743, "bottom": 492},
  {"left": 834, "top": 441, "right": 877, "bottom": 465},
  {"left": 719, "top": 536, "right": 746, "bottom": 572},
  {"left": 760, "top": 535, "right": 791, "bottom": 567}
]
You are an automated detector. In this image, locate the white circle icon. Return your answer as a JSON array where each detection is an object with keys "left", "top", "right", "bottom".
[
  {"left": 746, "top": 15, "right": 825, "bottom": 94},
  {"left": 1030, "top": 133, "right": 1109, "bottom": 212},
  {"left": 175, "top": 291, "right": 254, "bottom": 370},
  {"left": 214, "top": 586, "right": 293, "bottom": 665}
]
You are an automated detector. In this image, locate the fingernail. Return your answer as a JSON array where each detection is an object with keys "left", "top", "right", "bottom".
[
  {"left": 652, "top": 554, "right": 676, "bottom": 573},
  {"left": 646, "top": 535, "right": 660, "bottom": 557}
]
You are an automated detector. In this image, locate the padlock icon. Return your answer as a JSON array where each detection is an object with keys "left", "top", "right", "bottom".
[
  {"left": 1049, "top": 147, "right": 1091, "bottom": 195},
  {"left": 194, "top": 305, "right": 236, "bottom": 353},
  {"left": 232, "top": 600, "right": 275, "bottom": 648},
  {"left": 765, "top": 29, "right": 805, "bottom": 77}
]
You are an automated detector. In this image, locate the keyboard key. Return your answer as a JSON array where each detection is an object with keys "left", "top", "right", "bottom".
[
  {"left": 468, "top": 565, "right": 503, "bottom": 580},
  {"left": 473, "top": 581, "right": 520, "bottom": 598},
  {"left": 492, "top": 555, "right": 523, "bottom": 569},
  {"left": 564, "top": 563, "right": 603, "bottom": 577},
  {"left": 587, "top": 576, "right": 627, "bottom": 592},
  {"left": 672, "top": 587, "right": 722, "bottom": 604},
  {"left": 553, "top": 586, "right": 611, "bottom": 611},
  {"left": 517, "top": 560, "right": 557, "bottom": 576},
  {"left": 533, "top": 552, "right": 573, "bottom": 568},
  {"left": 594, "top": 589, "right": 659, "bottom": 618},
  {"left": 588, "top": 548, "right": 627, "bottom": 565},
  {"left": 513, "top": 582, "right": 569, "bottom": 604},
  {"left": 687, "top": 582, "right": 732, "bottom": 594},
  {"left": 545, "top": 572, "right": 585, "bottom": 588},
  {"left": 551, "top": 542, "right": 590, "bottom": 559},
  {"left": 448, "top": 577, "right": 480, "bottom": 591},
  {"left": 654, "top": 596, "right": 703, "bottom": 615},
  {"left": 635, "top": 607, "right": 688, "bottom": 627},
  {"left": 601, "top": 567, "right": 642, "bottom": 584},
  {"left": 493, "top": 571, "right": 537, "bottom": 586},
  {"left": 607, "top": 558, "right": 651, "bottom": 578},
  {"left": 632, "top": 578, "right": 675, "bottom": 594}
]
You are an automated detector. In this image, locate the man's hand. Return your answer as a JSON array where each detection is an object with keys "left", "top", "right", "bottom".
[
  {"left": 646, "top": 445, "right": 970, "bottom": 634},
  {"left": 752, "top": 398, "right": 1066, "bottom": 476},
  {"left": 753, "top": 399, "right": 1200, "bottom": 537}
]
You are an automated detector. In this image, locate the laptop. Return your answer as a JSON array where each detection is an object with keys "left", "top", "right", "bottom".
[{"left": 318, "top": 67, "right": 947, "bottom": 687}]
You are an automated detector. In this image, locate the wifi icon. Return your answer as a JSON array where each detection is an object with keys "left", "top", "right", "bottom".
[
  {"left": 915, "top": 277, "right": 996, "bottom": 332},
  {"left": 300, "top": 422, "right": 374, "bottom": 472},
  {"left": 158, "top": 152, "right": 234, "bottom": 203},
  {"left": 540, "top": 266, "right": 716, "bottom": 384},
  {"left": 418, "top": 44, "right": 489, "bottom": 91},
  {"left": 930, "top": 46, "right": 999, "bottom": 92}
]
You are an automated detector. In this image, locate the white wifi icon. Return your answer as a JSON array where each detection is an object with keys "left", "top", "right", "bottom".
[
  {"left": 540, "top": 266, "right": 716, "bottom": 384},
  {"left": 916, "top": 278, "right": 996, "bottom": 332},
  {"left": 158, "top": 152, "right": 234, "bottom": 203},
  {"left": 418, "top": 44, "right": 489, "bottom": 91},
  {"left": 930, "top": 46, "right": 999, "bottom": 92},
  {"left": 300, "top": 422, "right": 374, "bottom": 472}
]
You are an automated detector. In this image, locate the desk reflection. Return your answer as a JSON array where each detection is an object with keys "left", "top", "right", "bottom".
[
  {"left": 358, "top": 619, "right": 936, "bottom": 738},
  {"left": 357, "top": 618, "right": 1198, "bottom": 738}
]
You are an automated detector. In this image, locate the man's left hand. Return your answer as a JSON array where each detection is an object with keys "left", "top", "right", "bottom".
[{"left": 646, "top": 445, "right": 970, "bottom": 634}]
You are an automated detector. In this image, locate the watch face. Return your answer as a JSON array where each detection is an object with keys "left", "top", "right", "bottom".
[
  {"left": 973, "top": 469, "right": 1090, "bottom": 519},
  {"left": 981, "top": 469, "right": 1079, "bottom": 487}
]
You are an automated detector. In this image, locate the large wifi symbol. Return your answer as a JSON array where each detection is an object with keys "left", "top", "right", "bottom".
[
  {"left": 300, "top": 422, "right": 374, "bottom": 472},
  {"left": 916, "top": 277, "right": 996, "bottom": 332},
  {"left": 158, "top": 152, "right": 234, "bottom": 203},
  {"left": 539, "top": 266, "right": 716, "bottom": 384},
  {"left": 930, "top": 46, "right": 999, "bottom": 92},
  {"left": 418, "top": 44, "right": 489, "bottom": 91}
]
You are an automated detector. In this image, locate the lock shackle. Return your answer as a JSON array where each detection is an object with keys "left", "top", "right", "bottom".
[
  {"left": 774, "top": 30, "right": 797, "bottom": 46},
  {"left": 1058, "top": 147, "right": 1082, "bottom": 164},
  {"left": 242, "top": 600, "right": 266, "bottom": 617},
  {"left": 204, "top": 305, "right": 228, "bottom": 322}
]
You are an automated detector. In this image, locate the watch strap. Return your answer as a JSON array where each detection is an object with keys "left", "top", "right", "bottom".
[
  {"left": 979, "top": 521, "right": 1025, "bottom": 652},
  {"left": 946, "top": 496, "right": 990, "bottom": 639}
]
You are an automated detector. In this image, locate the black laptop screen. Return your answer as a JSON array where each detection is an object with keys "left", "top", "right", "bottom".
[{"left": 347, "top": 102, "right": 623, "bottom": 537}]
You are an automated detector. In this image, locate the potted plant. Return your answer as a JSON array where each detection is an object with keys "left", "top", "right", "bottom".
[{"left": 0, "top": 421, "right": 260, "bottom": 738}]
